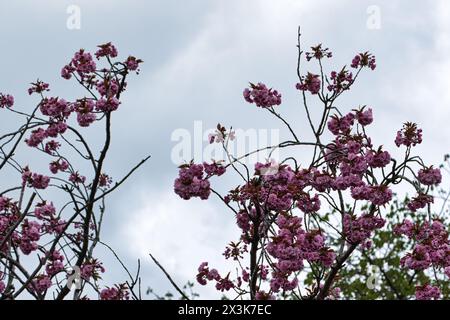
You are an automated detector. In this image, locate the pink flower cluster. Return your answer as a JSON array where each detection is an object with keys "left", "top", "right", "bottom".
[
  {"left": 45, "top": 250, "right": 64, "bottom": 276},
  {"left": 417, "top": 167, "right": 442, "bottom": 186},
  {"left": 395, "top": 219, "right": 449, "bottom": 272},
  {"left": 36, "top": 203, "right": 66, "bottom": 236},
  {"left": 297, "top": 193, "right": 321, "bottom": 213},
  {"left": 22, "top": 167, "right": 50, "bottom": 190},
  {"left": 366, "top": 149, "right": 390, "bottom": 168},
  {"left": 96, "top": 78, "right": 119, "bottom": 98},
  {"left": 26, "top": 121, "right": 67, "bottom": 149},
  {"left": 95, "top": 97, "right": 120, "bottom": 113},
  {"left": 343, "top": 213, "right": 385, "bottom": 245},
  {"left": 296, "top": 73, "right": 321, "bottom": 95},
  {"left": 355, "top": 107, "right": 373, "bottom": 126},
  {"left": 305, "top": 44, "right": 332, "bottom": 61},
  {"left": 25, "top": 128, "right": 47, "bottom": 147},
  {"left": 243, "top": 83, "right": 282, "bottom": 108},
  {"left": 407, "top": 193, "right": 434, "bottom": 212},
  {"left": 351, "top": 52, "right": 376, "bottom": 70},
  {"left": 95, "top": 42, "right": 118, "bottom": 59},
  {"left": 49, "top": 159, "right": 69, "bottom": 174},
  {"left": 327, "top": 69, "right": 353, "bottom": 94},
  {"left": 415, "top": 284, "right": 441, "bottom": 300},
  {"left": 81, "top": 259, "right": 105, "bottom": 280},
  {"left": 174, "top": 162, "right": 225, "bottom": 200},
  {"left": 99, "top": 173, "right": 113, "bottom": 188},
  {"left": 196, "top": 262, "right": 235, "bottom": 292},
  {"left": 0, "top": 93, "right": 14, "bottom": 108},
  {"left": 30, "top": 275, "right": 52, "bottom": 295},
  {"left": 395, "top": 122, "right": 423, "bottom": 147},
  {"left": 75, "top": 99, "right": 96, "bottom": 127},
  {"left": 34, "top": 202, "right": 56, "bottom": 219},
  {"left": 125, "top": 56, "right": 143, "bottom": 72},
  {"left": 28, "top": 80, "right": 50, "bottom": 95},
  {"left": 267, "top": 214, "right": 335, "bottom": 293},
  {"left": 18, "top": 219, "right": 41, "bottom": 254},
  {"left": 100, "top": 284, "right": 130, "bottom": 300},
  {"left": 327, "top": 113, "right": 356, "bottom": 136},
  {"left": 40, "top": 97, "right": 71, "bottom": 120},
  {"left": 69, "top": 172, "right": 86, "bottom": 184},
  {"left": 63, "top": 49, "right": 97, "bottom": 79}
]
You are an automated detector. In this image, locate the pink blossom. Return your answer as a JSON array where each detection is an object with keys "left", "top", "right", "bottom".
[
  {"left": 96, "top": 78, "right": 119, "bottom": 97},
  {"left": 40, "top": 97, "right": 71, "bottom": 119},
  {"left": 49, "top": 159, "right": 69, "bottom": 174},
  {"left": 366, "top": 149, "right": 391, "bottom": 168},
  {"left": 95, "top": 97, "right": 120, "bottom": 112},
  {"left": 34, "top": 202, "right": 56, "bottom": 219},
  {"left": 25, "top": 128, "right": 47, "bottom": 147},
  {"left": 30, "top": 275, "right": 52, "bottom": 294},
  {"left": 296, "top": 73, "right": 321, "bottom": 95},
  {"left": 70, "top": 49, "right": 97, "bottom": 77},
  {"left": 69, "top": 172, "right": 86, "bottom": 184},
  {"left": 327, "top": 69, "right": 353, "bottom": 93},
  {"left": 125, "top": 56, "right": 143, "bottom": 71},
  {"left": 0, "top": 93, "right": 14, "bottom": 108},
  {"left": 327, "top": 112, "right": 355, "bottom": 135},
  {"left": 395, "top": 122, "right": 422, "bottom": 147},
  {"left": 22, "top": 167, "right": 50, "bottom": 189},
  {"left": 297, "top": 193, "right": 321, "bottom": 213},
  {"left": 95, "top": 42, "right": 118, "bottom": 59},
  {"left": 203, "top": 161, "right": 226, "bottom": 177},
  {"left": 343, "top": 213, "right": 385, "bottom": 244},
  {"left": 215, "top": 277, "right": 234, "bottom": 292},
  {"left": 305, "top": 44, "right": 332, "bottom": 61},
  {"left": 174, "top": 163, "right": 211, "bottom": 200},
  {"left": 255, "top": 291, "right": 275, "bottom": 300},
  {"left": 100, "top": 284, "right": 129, "bottom": 300},
  {"left": 196, "top": 262, "right": 220, "bottom": 285},
  {"left": 44, "top": 140, "right": 61, "bottom": 155},
  {"left": 368, "top": 185, "right": 392, "bottom": 206},
  {"left": 407, "top": 193, "right": 434, "bottom": 212},
  {"left": 415, "top": 284, "right": 441, "bottom": 300},
  {"left": 61, "top": 64, "right": 75, "bottom": 80},
  {"left": 45, "top": 250, "right": 64, "bottom": 276},
  {"left": 99, "top": 173, "right": 113, "bottom": 188},
  {"left": 417, "top": 167, "right": 442, "bottom": 186},
  {"left": 28, "top": 80, "right": 50, "bottom": 95},
  {"left": 243, "top": 83, "right": 282, "bottom": 108},
  {"left": 81, "top": 259, "right": 105, "bottom": 280},
  {"left": 351, "top": 52, "right": 376, "bottom": 70},
  {"left": 356, "top": 107, "right": 373, "bottom": 126},
  {"left": 46, "top": 122, "right": 68, "bottom": 137}
]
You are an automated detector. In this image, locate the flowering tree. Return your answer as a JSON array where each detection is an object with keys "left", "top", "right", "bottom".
[
  {"left": 0, "top": 43, "right": 148, "bottom": 300},
  {"left": 173, "top": 29, "right": 449, "bottom": 300}
]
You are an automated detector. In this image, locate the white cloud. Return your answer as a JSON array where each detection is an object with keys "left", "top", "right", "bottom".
[{"left": 121, "top": 187, "right": 240, "bottom": 298}]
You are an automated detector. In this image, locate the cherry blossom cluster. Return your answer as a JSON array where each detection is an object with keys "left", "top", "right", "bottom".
[
  {"left": 343, "top": 213, "right": 385, "bottom": 246},
  {"left": 267, "top": 215, "right": 336, "bottom": 293},
  {"left": 243, "top": 83, "right": 282, "bottom": 108},
  {"left": 0, "top": 92, "right": 14, "bottom": 108},
  {"left": 174, "top": 161, "right": 225, "bottom": 200},
  {"left": 174, "top": 34, "right": 444, "bottom": 300},
  {"left": 0, "top": 42, "right": 143, "bottom": 300},
  {"left": 100, "top": 283, "right": 130, "bottom": 300},
  {"left": 395, "top": 218, "right": 449, "bottom": 299},
  {"left": 351, "top": 52, "right": 376, "bottom": 70},
  {"left": 305, "top": 44, "right": 333, "bottom": 61},
  {"left": 296, "top": 72, "right": 321, "bottom": 95},
  {"left": 395, "top": 122, "right": 423, "bottom": 147}
]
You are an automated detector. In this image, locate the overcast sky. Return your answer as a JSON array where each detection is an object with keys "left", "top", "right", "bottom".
[{"left": 1, "top": 0, "right": 449, "bottom": 299}]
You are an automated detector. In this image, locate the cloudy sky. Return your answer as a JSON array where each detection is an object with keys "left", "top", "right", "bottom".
[{"left": 1, "top": 0, "right": 449, "bottom": 299}]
